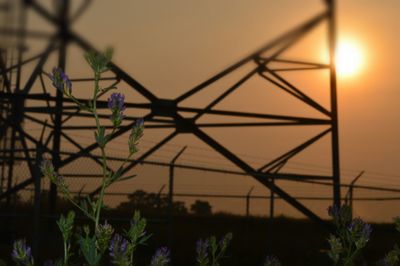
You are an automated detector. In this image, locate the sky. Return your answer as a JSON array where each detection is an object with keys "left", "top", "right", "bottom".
[{"left": 5, "top": 0, "right": 400, "bottom": 222}]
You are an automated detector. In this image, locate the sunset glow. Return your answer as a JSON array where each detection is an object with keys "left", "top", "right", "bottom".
[{"left": 336, "top": 40, "right": 364, "bottom": 78}]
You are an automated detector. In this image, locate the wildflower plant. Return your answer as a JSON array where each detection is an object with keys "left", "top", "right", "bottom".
[
  {"left": 327, "top": 204, "right": 372, "bottom": 266},
  {"left": 56, "top": 211, "right": 75, "bottom": 265},
  {"left": 11, "top": 239, "right": 34, "bottom": 266},
  {"left": 195, "top": 233, "right": 233, "bottom": 266},
  {"left": 12, "top": 49, "right": 151, "bottom": 265}
]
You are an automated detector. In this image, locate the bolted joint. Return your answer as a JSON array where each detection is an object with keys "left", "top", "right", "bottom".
[
  {"left": 151, "top": 99, "right": 177, "bottom": 117},
  {"left": 253, "top": 56, "right": 267, "bottom": 73},
  {"left": 175, "top": 117, "right": 195, "bottom": 133}
]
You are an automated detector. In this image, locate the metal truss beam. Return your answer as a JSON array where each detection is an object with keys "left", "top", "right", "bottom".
[{"left": 0, "top": 0, "right": 340, "bottom": 226}]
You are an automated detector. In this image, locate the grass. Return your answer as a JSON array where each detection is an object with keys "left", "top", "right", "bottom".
[{"left": 0, "top": 205, "right": 398, "bottom": 265}]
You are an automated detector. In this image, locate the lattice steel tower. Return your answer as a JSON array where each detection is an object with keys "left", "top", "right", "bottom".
[{"left": 0, "top": 0, "right": 340, "bottom": 225}]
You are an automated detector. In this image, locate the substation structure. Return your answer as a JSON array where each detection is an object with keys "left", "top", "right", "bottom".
[{"left": 0, "top": 0, "right": 340, "bottom": 226}]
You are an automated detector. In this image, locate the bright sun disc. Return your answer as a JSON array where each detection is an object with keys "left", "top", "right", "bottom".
[{"left": 336, "top": 40, "right": 363, "bottom": 77}]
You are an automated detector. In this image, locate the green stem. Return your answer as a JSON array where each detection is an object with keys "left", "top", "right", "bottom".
[
  {"left": 95, "top": 147, "right": 108, "bottom": 228},
  {"left": 63, "top": 241, "right": 68, "bottom": 265},
  {"left": 91, "top": 72, "right": 108, "bottom": 229},
  {"left": 58, "top": 185, "right": 94, "bottom": 221}
]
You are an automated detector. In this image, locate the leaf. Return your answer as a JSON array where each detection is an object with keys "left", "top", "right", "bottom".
[
  {"left": 78, "top": 232, "right": 102, "bottom": 266},
  {"left": 94, "top": 126, "right": 107, "bottom": 148}
]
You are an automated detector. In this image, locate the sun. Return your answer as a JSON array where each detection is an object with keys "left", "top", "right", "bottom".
[{"left": 335, "top": 40, "right": 364, "bottom": 78}]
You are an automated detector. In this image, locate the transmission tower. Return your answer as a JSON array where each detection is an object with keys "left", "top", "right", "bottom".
[{"left": 0, "top": 0, "right": 340, "bottom": 226}]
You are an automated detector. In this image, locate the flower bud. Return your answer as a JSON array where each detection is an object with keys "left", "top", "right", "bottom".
[
  {"left": 108, "top": 93, "right": 125, "bottom": 127},
  {"left": 128, "top": 118, "right": 144, "bottom": 154},
  {"left": 47, "top": 67, "right": 72, "bottom": 94}
]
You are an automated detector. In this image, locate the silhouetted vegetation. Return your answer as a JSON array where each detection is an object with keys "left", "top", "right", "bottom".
[
  {"left": 190, "top": 200, "right": 212, "bottom": 216},
  {"left": 116, "top": 189, "right": 189, "bottom": 215}
]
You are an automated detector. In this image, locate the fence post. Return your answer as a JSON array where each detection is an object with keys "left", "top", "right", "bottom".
[
  {"left": 270, "top": 177, "right": 275, "bottom": 219},
  {"left": 168, "top": 146, "right": 186, "bottom": 258},
  {"left": 157, "top": 184, "right": 165, "bottom": 210},
  {"left": 345, "top": 171, "right": 364, "bottom": 218},
  {"left": 246, "top": 186, "right": 254, "bottom": 218}
]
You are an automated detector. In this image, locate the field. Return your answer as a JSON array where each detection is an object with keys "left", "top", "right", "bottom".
[{"left": 0, "top": 206, "right": 398, "bottom": 265}]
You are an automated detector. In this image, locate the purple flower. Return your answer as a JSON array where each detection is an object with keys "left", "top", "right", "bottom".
[
  {"left": 362, "top": 223, "right": 373, "bottom": 240},
  {"left": 47, "top": 67, "right": 72, "bottom": 94},
  {"left": 108, "top": 93, "right": 125, "bottom": 111},
  {"left": 264, "top": 255, "right": 281, "bottom": 266},
  {"left": 348, "top": 218, "right": 372, "bottom": 241},
  {"left": 109, "top": 233, "right": 129, "bottom": 265},
  {"left": 96, "top": 221, "right": 114, "bottom": 253},
  {"left": 196, "top": 239, "right": 208, "bottom": 254},
  {"left": 196, "top": 239, "right": 209, "bottom": 264},
  {"left": 151, "top": 247, "right": 170, "bottom": 266},
  {"left": 135, "top": 117, "right": 144, "bottom": 128},
  {"left": 108, "top": 93, "right": 125, "bottom": 127},
  {"left": 11, "top": 239, "right": 33, "bottom": 266}
]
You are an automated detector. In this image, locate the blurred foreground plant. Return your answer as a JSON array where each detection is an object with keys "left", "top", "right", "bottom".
[
  {"left": 196, "top": 233, "right": 233, "bottom": 266},
  {"left": 327, "top": 204, "right": 372, "bottom": 266}
]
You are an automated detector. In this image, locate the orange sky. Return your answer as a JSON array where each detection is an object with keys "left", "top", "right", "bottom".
[{"left": 14, "top": 0, "right": 400, "bottom": 222}]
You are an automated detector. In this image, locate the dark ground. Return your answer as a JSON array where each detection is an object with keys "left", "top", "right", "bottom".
[{"left": 0, "top": 205, "right": 398, "bottom": 266}]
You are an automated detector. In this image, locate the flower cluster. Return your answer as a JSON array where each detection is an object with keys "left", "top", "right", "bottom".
[
  {"left": 196, "top": 233, "right": 233, "bottom": 266},
  {"left": 11, "top": 239, "right": 33, "bottom": 266},
  {"left": 47, "top": 67, "right": 72, "bottom": 95},
  {"left": 151, "top": 247, "right": 170, "bottom": 266},
  {"left": 125, "top": 211, "right": 151, "bottom": 251},
  {"left": 327, "top": 204, "right": 372, "bottom": 265},
  {"left": 96, "top": 221, "right": 114, "bottom": 254},
  {"left": 108, "top": 92, "right": 125, "bottom": 127},
  {"left": 348, "top": 218, "right": 372, "bottom": 247},
  {"left": 196, "top": 239, "right": 210, "bottom": 266},
  {"left": 109, "top": 233, "right": 130, "bottom": 266}
]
